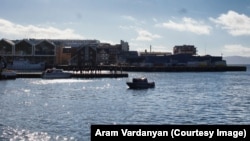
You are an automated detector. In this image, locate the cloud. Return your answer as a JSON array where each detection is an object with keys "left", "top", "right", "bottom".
[
  {"left": 152, "top": 18, "right": 158, "bottom": 23},
  {"left": 99, "top": 39, "right": 117, "bottom": 45},
  {"left": 120, "top": 16, "right": 161, "bottom": 41},
  {"left": 157, "top": 17, "right": 212, "bottom": 35},
  {"left": 210, "top": 10, "right": 250, "bottom": 36},
  {"left": 0, "top": 18, "right": 84, "bottom": 39},
  {"left": 135, "top": 29, "right": 161, "bottom": 41},
  {"left": 122, "top": 15, "right": 137, "bottom": 22},
  {"left": 223, "top": 44, "right": 250, "bottom": 56},
  {"left": 121, "top": 15, "right": 146, "bottom": 25},
  {"left": 118, "top": 25, "right": 136, "bottom": 30},
  {"left": 119, "top": 16, "right": 140, "bottom": 30}
]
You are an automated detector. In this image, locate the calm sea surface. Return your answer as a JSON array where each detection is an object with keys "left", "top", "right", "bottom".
[{"left": 1, "top": 66, "right": 250, "bottom": 140}]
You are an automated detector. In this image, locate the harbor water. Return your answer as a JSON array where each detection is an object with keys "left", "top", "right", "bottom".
[{"left": 1, "top": 66, "right": 250, "bottom": 140}]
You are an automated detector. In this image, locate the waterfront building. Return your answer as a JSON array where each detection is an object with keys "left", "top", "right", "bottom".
[
  {"left": 139, "top": 51, "right": 172, "bottom": 56},
  {"left": 0, "top": 39, "right": 56, "bottom": 67},
  {"left": 97, "top": 40, "right": 129, "bottom": 65},
  {"left": 0, "top": 38, "right": 131, "bottom": 68},
  {"left": 51, "top": 39, "right": 100, "bottom": 47},
  {"left": 97, "top": 46, "right": 109, "bottom": 65},
  {"left": 70, "top": 44, "right": 97, "bottom": 66},
  {"left": 34, "top": 40, "right": 55, "bottom": 56},
  {"left": 56, "top": 46, "right": 72, "bottom": 65},
  {"left": 0, "top": 39, "right": 15, "bottom": 56},
  {"left": 15, "top": 39, "right": 33, "bottom": 56},
  {"left": 118, "top": 51, "right": 139, "bottom": 65},
  {"left": 120, "top": 40, "right": 129, "bottom": 52},
  {"left": 34, "top": 40, "right": 56, "bottom": 65},
  {"left": 52, "top": 39, "right": 100, "bottom": 66},
  {"left": 0, "top": 38, "right": 100, "bottom": 66},
  {"left": 1, "top": 38, "right": 225, "bottom": 69},
  {"left": 173, "top": 45, "right": 197, "bottom": 55}
]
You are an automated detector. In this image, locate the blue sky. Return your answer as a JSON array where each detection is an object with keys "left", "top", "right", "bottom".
[{"left": 0, "top": 0, "right": 250, "bottom": 57}]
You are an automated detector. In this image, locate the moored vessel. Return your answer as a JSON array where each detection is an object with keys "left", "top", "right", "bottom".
[
  {"left": 42, "top": 68, "right": 72, "bottom": 79},
  {"left": 7, "top": 59, "right": 45, "bottom": 71}
]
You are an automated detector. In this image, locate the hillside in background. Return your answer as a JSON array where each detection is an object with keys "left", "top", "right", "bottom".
[{"left": 224, "top": 56, "right": 250, "bottom": 65}]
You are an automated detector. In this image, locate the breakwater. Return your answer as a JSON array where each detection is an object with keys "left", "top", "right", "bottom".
[
  {"left": 119, "top": 66, "right": 247, "bottom": 72},
  {"left": 56, "top": 65, "right": 247, "bottom": 72}
]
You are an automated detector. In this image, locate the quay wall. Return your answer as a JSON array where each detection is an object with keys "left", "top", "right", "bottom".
[
  {"left": 56, "top": 65, "right": 247, "bottom": 72},
  {"left": 119, "top": 66, "right": 247, "bottom": 72}
]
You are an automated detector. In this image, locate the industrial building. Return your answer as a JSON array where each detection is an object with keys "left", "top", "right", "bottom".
[{"left": 126, "top": 45, "right": 226, "bottom": 67}]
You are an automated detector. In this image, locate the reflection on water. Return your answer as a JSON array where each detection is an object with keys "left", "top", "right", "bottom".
[
  {"left": 31, "top": 79, "right": 93, "bottom": 85},
  {"left": 1, "top": 125, "right": 75, "bottom": 141},
  {"left": 1, "top": 70, "right": 250, "bottom": 140}
]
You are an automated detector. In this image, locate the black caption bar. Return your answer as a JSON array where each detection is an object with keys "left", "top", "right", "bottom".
[{"left": 91, "top": 125, "right": 250, "bottom": 141}]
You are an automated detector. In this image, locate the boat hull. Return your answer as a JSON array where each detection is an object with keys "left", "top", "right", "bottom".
[{"left": 126, "top": 82, "right": 155, "bottom": 89}]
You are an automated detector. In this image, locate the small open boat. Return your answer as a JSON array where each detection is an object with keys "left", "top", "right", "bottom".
[{"left": 126, "top": 77, "right": 155, "bottom": 89}]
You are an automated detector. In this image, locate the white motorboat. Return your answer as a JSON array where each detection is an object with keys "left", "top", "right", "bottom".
[
  {"left": 126, "top": 77, "right": 155, "bottom": 89},
  {"left": 7, "top": 59, "right": 45, "bottom": 71},
  {"left": 42, "top": 68, "right": 72, "bottom": 79}
]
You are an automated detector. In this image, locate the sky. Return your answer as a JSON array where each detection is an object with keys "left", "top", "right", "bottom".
[{"left": 0, "top": 0, "right": 250, "bottom": 57}]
